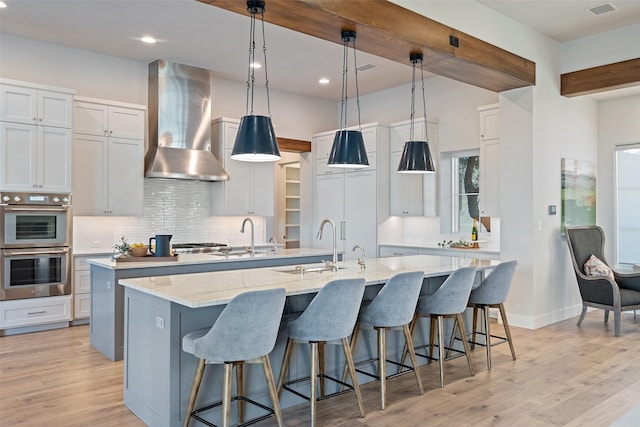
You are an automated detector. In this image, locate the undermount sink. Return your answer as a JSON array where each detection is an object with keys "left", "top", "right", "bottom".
[
  {"left": 209, "top": 250, "right": 267, "bottom": 258},
  {"left": 272, "top": 263, "right": 351, "bottom": 275}
]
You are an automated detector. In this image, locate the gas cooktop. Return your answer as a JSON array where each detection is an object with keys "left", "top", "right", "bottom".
[{"left": 171, "top": 243, "right": 228, "bottom": 254}]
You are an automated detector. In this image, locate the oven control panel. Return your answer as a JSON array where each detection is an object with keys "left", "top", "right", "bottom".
[{"left": 0, "top": 192, "right": 71, "bottom": 206}]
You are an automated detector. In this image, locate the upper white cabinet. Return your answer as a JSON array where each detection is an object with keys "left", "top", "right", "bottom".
[
  {"left": 0, "top": 79, "right": 74, "bottom": 192},
  {"left": 478, "top": 104, "right": 500, "bottom": 217},
  {"left": 74, "top": 98, "right": 144, "bottom": 140},
  {"left": 0, "top": 80, "right": 73, "bottom": 128},
  {"left": 211, "top": 118, "right": 274, "bottom": 216},
  {"left": 389, "top": 118, "right": 439, "bottom": 216},
  {"left": 312, "top": 123, "right": 389, "bottom": 261},
  {"left": 72, "top": 98, "right": 145, "bottom": 216}
]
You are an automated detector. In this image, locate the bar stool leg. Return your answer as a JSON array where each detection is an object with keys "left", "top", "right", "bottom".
[
  {"left": 318, "top": 341, "right": 325, "bottom": 397},
  {"left": 261, "top": 355, "right": 284, "bottom": 427},
  {"left": 436, "top": 315, "right": 445, "bottom": 388},
  {"left": 276, "top": 338, "right": 294, "bottom": 396},
  {"left": 400, "top": 313, "right": 418, "bottom": 366},
  {"left": 341, "top": 337, "right": 366, "bottom": 418},
  {"left": 402, "top": 323, "right": 424, "bottom": 395},
  {"left": 309, "top": 342, "right": 318, "bottom": 427},
  {"left": 222, "top": 362, "right": 233, "bottom": 427},
  {"left": 499, "top": 303, "right": 517, "bottom": 361},
  {"left": 183, "top": 358, "right": 205, "bottom": 427},
  {"left": 236, "top": 362, "right": 244, "bottom": 423},
  {"left": 376, "top": 327, "right": 387, "bottom": 409},
  {"left": 483, "top": 306, "right": 492, "bottom": 370},
  {"left": 430, "top": 315, "right": 438, "bottom": 365},
  {"left": 456, "top": 313, "right": 474, "bottom": 377},
  {"left": 340, "top": 323, "right": 361, "bottom": 388},
  {"left": 472, "top": 306, "right": 479, "bottom": 350}
]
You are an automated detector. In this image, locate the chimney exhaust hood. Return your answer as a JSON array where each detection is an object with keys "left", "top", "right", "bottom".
[{"left": 144, "top": 60, "right": 229, "bottom": 181}]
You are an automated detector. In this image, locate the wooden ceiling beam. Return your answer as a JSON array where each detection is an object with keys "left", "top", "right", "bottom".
[
  {"left": 561, "top": 58, "right": 640, "bottom": 97},
  {"left": 277, "top": 137, "right": 311, "bottom": 153},
  {"left": 198, "top": 0, "right": 536, "bottom": 93}
]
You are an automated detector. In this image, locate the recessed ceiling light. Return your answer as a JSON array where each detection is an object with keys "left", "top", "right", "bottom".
[
  {"left": 141, "top": 36, "right": 156, "bottom": 44},
  {"left": 318, "top": 78, "right": 330, "bottom": 85},
  {"left": 250, "top": 62, "right": 262, "bottom": 69},
  {"left": 0, "top": 2, "right": 7, "bottom": 8}
]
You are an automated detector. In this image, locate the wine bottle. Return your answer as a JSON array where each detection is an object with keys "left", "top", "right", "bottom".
[{"left": 471, "top": 219, "right": 478, "bottom": 241}]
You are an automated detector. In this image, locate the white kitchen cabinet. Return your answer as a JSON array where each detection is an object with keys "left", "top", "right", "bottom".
[
  {"left": 388, "top": 119, "right": 439, "bottom": 217},
  {"left": 313, "top": 123, "right": 389, "bottom": 261},
  {"left": 0, "top": 295, "right": 72, "bottom": 331},
  {"left": 0, "top": 122, "right": 72, "bottom": 192},
  {"left": 378, "top": 245, "right": 419, "bottom": 257},
  {"left": 0, "top": 79, "right": 74, "bottom": 193},
  {"left": 71, "top": 97, "right": 144, "bottom": 216},
  {"left": 0, "top": 80, "right": 73, "bottom": 128},
  {"left": 478, "top": 104, "right": 500, "bottom": 217},
  {"left": 72, "top": 134, "right": 143, "bottom": 216},
  {"left": 73, "top": 255, "right": 101, "bottom": 320},
  {"left": 74, "top": 98, "right": 145, "bottom": 140},
  {"left": 211, "top": 117, "right": 274, "bottom": 216}
]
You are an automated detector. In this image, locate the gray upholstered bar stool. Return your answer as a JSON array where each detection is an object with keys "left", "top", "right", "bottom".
[
  {"left": 405, "top": 266, "right": 477, "bottom": 388},
  {"left": 182, "top": 288, "right": 286, "bottom": 427},
  {"left": 467, "top": 260, "right": 517, "bottom": 370},
  {"left": 276, "top": 278, "right": 366, "bottom": 427},
  {"left": 346, "top": 271, "right": 425, "bottom": 409}
]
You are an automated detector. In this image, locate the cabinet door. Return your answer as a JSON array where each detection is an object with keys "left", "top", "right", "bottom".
[
  {"left": 74, "top": 101, "right": 109, "bottom": 136},
  {"left": 344, "top": 171, "right": 377, "bottom": 261},
  {"left": 38, "top": 126, "right": 71, "bottom": 192},
  {"left": 109, "top": 106, "right": 144, "bottom": 140},
  {"left": 423, "top": 122, "right": 439, "bottom": 216},
  {"left": 251, "top": 161, "right": 275, "bottom": 216},
  {"left": 38, "top": 90, "right": 73, "bottom": 128},
  {"left": 223, "top": 150, "right": 253, "bottom": 215},
  {"left": 480, "top": 107, "right": 500, "bottom": 141},
  {"left": 0, "top": 122, "right": 37, "bottom": 191},
  {"left": 314, "top": 173, "right": 345, "bottom": 253},
  {"left": 0, "top": 84, "right": 37, "bottom": 125},
  {"left": 390, "top": 150, "right": 423, "bottom": 216},
  {"left": 480, "top": 139, "right": 500, "bottom": 217},
  {"left": 107, "top": 138, "right": 143, "bottom": 216},
  {"left": 72, "top": 134, "right": 108, "bottom": 215},
  {"left": 312, "top": 133, "right": 335, "bottom": 161}
]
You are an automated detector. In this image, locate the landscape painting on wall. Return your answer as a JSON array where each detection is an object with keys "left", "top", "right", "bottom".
[{"left": 561, "top": 158, "right": 596, "bottom": 235}]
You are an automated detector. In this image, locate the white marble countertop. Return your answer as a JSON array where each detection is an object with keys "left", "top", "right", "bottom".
[
  {"left": 87, "top": 248, "right": 340, "bottom": 270},
  {"left": 379, "top": 242, "right": 500, "bottom": 256},
  {"left": 119, "top": 255, "right": 499, "bottom": 309}
]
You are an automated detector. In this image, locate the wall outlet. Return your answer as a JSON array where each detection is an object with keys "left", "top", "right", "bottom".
[
  {"left": 155, "top": 316, "right": 165, "bottom": 330},
  {"left": 91, "top": 240, "right": 101, "bottom": 248}
]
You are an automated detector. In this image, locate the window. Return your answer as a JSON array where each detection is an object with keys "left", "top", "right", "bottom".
[
  {"left": 452, "top": 152, "right": 480, "bottom": 233},
  {"left": 616, "top": 144, "right": 640, "bottom": 265}
]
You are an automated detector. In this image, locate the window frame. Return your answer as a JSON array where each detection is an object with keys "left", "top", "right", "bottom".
[{"left": 450, "top": 149, "right": 480, "bottom": 233}]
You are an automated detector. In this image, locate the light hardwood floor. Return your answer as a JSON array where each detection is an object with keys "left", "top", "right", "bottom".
[{"left": 1, "top": 310, "right": 639, "bottom": 426}]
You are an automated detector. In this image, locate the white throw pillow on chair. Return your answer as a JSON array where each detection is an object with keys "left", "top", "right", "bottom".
[{"left": 584, "top": 254, "right": 615, "bottom": 281}]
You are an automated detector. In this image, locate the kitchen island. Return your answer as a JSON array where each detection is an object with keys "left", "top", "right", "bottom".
[
  {"left": 120, "top": 255, "right": 499, "bottom": 427},
  {"left": 87, "top": 248, "right": 341, "bottom": 361}
]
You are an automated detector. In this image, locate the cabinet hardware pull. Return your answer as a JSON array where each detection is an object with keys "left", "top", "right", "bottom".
[{"left": 27, "top": 311, "right": 46, "bottom": 315}]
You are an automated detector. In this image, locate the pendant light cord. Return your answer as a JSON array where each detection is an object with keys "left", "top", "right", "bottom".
[
  {"left": 352, "top": 37, "right": 362, "bottom": 131},
  {"left": 339, "top": 37, "right": 348, "bottom": 130},
  {"left": 245, "top": 3, "right": 271, "bottom": 117},
  {"left": 409, "top": 61, "right": 417, "bottom": 141},
  {"left": 421, "top": 61, "right": 429, "bottom": 142}
]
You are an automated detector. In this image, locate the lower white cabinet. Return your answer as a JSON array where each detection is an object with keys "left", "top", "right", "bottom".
[
  {"left": 0, "top": 295, "right": 72, "bottom": 330},
  {"left": 73, "top": 255, "right": 94, "bottom": 320},
  {"left": 378, "top": 246, "right": 419, "bottom": 257}
]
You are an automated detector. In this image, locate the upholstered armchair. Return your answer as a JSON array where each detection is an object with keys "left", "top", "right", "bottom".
[{"left": 565, "top": 226, "right": 640, "bottom": 336}]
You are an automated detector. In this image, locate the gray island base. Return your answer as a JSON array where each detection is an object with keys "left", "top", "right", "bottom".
[
  {"left": 120, "top": 255, "right": 498, "bottom": 427},
  {"left": 88, "top": 249, "right": 342, "bottom": 361}
]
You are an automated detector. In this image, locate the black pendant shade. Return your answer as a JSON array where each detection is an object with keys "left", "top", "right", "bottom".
[
  {"left": 398, "top": 140, "right": 435, "bottom": 173},
  {"left": 328, "top": 130, "right": 369, "bottom": 168},
  {"left": 231, "top": 115, "right": 280, "bottom": 162}
]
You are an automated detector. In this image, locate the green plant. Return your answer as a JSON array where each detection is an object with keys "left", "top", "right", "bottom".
[{"left": 113, "top": 236, "right": 131, "bottom": 257}]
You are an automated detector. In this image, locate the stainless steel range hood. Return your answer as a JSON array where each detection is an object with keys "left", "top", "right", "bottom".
[{"left": 145, "top": 60, "right": 229, "bottom": 181}]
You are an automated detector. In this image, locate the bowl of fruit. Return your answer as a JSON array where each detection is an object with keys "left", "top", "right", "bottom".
[{"left": 130, "top": 243, "right": 149, "bottom": 257}]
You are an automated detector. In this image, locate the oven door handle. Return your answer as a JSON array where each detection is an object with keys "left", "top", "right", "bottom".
[
  {"left": 3, "top": 248, "right": 70, "bottom": 257},
  {"left": 3, "top": 207, "right": 68, "bottom": 213}
]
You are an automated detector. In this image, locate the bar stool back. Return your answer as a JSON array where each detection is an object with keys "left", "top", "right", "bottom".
[
  {"left": 276, "top": 278, "right": 366, "bottom": 427},
  {"left": 348, "top": 271, "right": 425, "bottom": 409},
  {"left": 407, "top": 266, "right": 477, "bottom": 388},
  {"left": 182, "top": 288, "right": 286, "bottom": 427},
  {"left": 468, "top": 260, "right": 517, "bottom": 369}
]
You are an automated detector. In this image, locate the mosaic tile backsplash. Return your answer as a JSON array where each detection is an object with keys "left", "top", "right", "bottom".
[{"left": 73, "top": 178, "right": 265, "bottom": 253}]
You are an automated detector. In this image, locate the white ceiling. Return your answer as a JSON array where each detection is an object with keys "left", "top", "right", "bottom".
[{"left": 0, "top": 0, "right": 638, "bottom": 100}]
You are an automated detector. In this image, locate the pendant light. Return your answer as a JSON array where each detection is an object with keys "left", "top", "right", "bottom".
[
  {"left": 327, "top": 30, "right": 369, "bottom": 169},
  {"left": 231, "top": 0, "right": 281, "bottom": 162},
  {"left": 398, "top": 53, "right": 435, "bottom": 173}
]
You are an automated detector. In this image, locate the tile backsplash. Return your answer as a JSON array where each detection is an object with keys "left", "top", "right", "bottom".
[{"left": 72, "top": 178, "right": 265, "bottom": 253}]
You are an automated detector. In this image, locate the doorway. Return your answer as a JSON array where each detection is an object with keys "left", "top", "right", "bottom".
[{"left": 277, "top": 161, "right": 301, "bottom": 248}]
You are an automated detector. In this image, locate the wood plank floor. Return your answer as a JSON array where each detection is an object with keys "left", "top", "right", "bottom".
[{"left": 1, "top": 310, "right": 639, "bottom": 426}]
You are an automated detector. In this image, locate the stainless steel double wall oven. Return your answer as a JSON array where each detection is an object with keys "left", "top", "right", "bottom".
[{"left": 0, "top": 192, "right": 72, "bottom": 300}]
